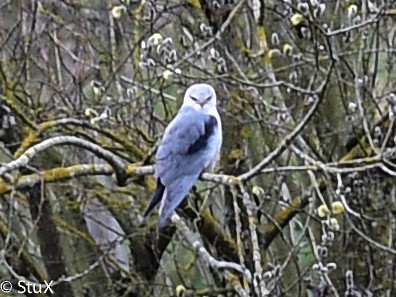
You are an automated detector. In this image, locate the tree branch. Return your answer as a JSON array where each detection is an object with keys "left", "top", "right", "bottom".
[{"left": 0, "top": 135, "right": 128, "bottom": 186}]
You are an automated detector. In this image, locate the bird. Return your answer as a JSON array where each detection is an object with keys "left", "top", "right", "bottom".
[{"left": 144, "top": 83, "right": 222, "bottom": 226}]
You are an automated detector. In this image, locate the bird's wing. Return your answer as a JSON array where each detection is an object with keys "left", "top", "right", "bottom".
[
  {"left": 145, "top": 106, "right": 219, "bottom": 224},
  {"left": 143, "top": 178, "right": 165, "bottom": 217},
  {"left": 156, "top": 106, "right": 219, "bottom": 184}
]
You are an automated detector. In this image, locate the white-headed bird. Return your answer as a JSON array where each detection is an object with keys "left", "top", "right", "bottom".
[{"left": 144, "top": 83, "right": 222, "bottom": 226}]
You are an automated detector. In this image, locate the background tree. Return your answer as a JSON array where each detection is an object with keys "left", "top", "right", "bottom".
[{"left": 0, "top": 0, "right": 395, "bottom": 296}]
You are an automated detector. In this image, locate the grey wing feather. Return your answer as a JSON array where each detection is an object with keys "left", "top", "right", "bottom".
[
  {"left": 144, "top": 179, "right": 165, "bottom": 217},
  {"left": 156, "top": 108, "right": 204, "bottom": 157},
  {"left": 156, "top": 107, "right": 210, "bottom": 184}
]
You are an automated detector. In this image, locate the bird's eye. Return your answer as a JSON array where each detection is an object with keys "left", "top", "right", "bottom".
[
  {"left": 190, "top": 96, "right": 198, "bottom": 101},
  {"left": 205, "top": 95, "right": 212, "bottom": 102}
]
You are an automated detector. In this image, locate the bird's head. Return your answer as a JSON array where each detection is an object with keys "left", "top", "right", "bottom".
[{"left": 182, "top": 83, "right": 217, "bottom": 111}]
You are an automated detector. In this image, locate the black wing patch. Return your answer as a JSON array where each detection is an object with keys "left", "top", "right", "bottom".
[
  {"left": 144, "top": 178, "right": 165, "bottom": 216},
  {"left": 187, "top": 115, "right": 217, "bottom": 155}
]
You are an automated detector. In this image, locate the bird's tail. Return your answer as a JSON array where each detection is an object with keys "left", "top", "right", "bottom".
[{"left": 158, "top": 174, "right": 200, "bottom": 227}]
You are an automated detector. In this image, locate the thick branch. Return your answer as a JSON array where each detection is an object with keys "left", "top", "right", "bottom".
[
  {"left": 0, "top": 163, "right": 236, "bottom": 195},
  {"left": 0, "top": 135, "right": 128, "bottom": 186}
]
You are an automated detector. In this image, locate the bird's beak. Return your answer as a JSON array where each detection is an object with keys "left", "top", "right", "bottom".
[{"left": 197, "top": 97, "right": 210, "bottom": 108}]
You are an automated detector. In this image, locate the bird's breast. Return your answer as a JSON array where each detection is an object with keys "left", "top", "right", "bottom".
[{"left": 204, "top": 125, "right": 222, "bottom": 169}]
